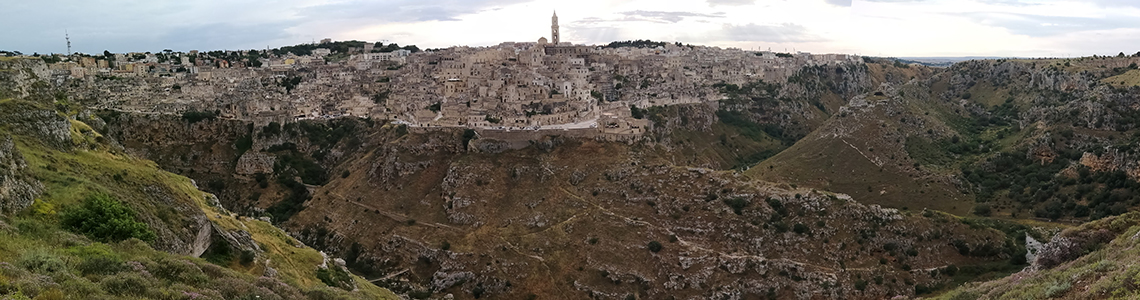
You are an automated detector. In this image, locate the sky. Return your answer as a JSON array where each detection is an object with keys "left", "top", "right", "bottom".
[{"left": 2, "top": 0, "right": 1139, "bottom": 57}]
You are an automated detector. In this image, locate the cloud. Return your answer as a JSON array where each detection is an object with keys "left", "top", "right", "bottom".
[
  {"left": 301, "top": 0, "right": 534, "bottom": 23},
  {"left": 823, "top": 0, "right": 852, "bottom": 7},
  {"left": 158, "top": 22, "right": 295, "bottom": 51},
  {"left": 708, "top": 0, "right": 755, "bottom": 6},
  {"left": 847, "top": 0, "right": 1140, "bottom": 7},
  {"left": 618, "top": 10, "right": 726, "bottom": 23},
  {"left": 959, "top": 12, "right": 1135, "bottom": 37},
  {"left": 1088, "top": 0, "right": 1140, "bottom": 8},
  {"left": 570, "top": 26, "right": 627, "bottom": 44},
  {"left": 720, "top": 23, "right": 824, "bottom": 43},
  {"left": 570, "top": 10, "right": 725, "bottom": 27}
]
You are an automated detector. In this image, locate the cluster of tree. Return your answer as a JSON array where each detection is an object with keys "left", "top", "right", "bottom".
[
  {"left": 629, "top": 105, "right": 648, "bottom": 119},
  {"left": 713, "top": 80, "right": 781, "bottom": 107},
  {"left": 181, "top": 110, "right": 219, "bottom": 123},
  {"left": 39, "top": 54, "right": 62, "bottom": 63},
  {"left": 200, "top": 50, "right": 265, "bottom": 67},
  {"left": 271, "top": 40, "right": 420, "bottom": 56},
  {"left": 963, "top": 144, "right": 1140, "bottom": 221},
  {"left": 370, "top": 42, "right": 420, "bottom": 53},
  {"left": 274, "top": 40, "right": 364, "bottom": 56},
  {"left": 278, "top": 75, "right": 303, "bottom": 93},
  {"left": 603, "top": 40, "right": 685, "bottom": 49}
]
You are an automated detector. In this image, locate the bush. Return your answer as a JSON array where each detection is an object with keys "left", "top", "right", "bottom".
[
  {"left": 793, "top": 223, "right": 810, "bottom": 235},
  {"left": 76, "top": 253, "right": 125, "bottom": 276},
  {"left": 723, "top": 198, "right": 748, "bottom": 215},
  {"left": 61, "top": 194, "right": 156, "bottom": 243},
  {"left": 240, "top": 250, "right": 256, "bottom": 266},
  {"left": 235, "top": 135, "right": 253, "bottom": 154},
  {"left": 647, "top": 241, "right": 663, "bottom": 253},
  {"left": 630, "top": 105, "right": 647, "bottom": 119},
  {"left": 854, "top": 279, "right": 867, "bottom": 291},
  {"left": 316, "top": 267, "right": 353, "bottom": 290},
  {"left": 181, "top": 110, "right": 218, "bottom": 123},
  {"left": 17, "top": 251, "right": 68, "bottom": 274},
  {"left": 973, "top": 204, "right": 992, "bottom": 217},
  {"left": 100, "top": 273, "right": 152, "bottom": 296},
  {"left": 1044, "top": 281, "right": 1071, "bottom": 298},
  {"left": 149, "top": 257, "right": 208, "bottom": 285}
]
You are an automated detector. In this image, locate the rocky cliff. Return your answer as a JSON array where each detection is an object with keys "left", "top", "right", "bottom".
[{"left": 0, "top": 134, "right": 42, "bottom": 214}]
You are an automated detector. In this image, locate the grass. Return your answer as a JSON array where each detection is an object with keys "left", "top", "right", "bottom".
[
  {"left": 1102, "top": 69, "right": 1140, "bottom": 87},
  {"left": 643, "top": 105, "right": 788, "bottom": 171},
  {"left": 0, "top": 104, "right": 398, "bottom": 299},
  {"left": 935, "top": 212, "right": 1140, "bottom": 299}
]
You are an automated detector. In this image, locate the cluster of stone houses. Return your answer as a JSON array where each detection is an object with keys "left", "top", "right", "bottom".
[{"left": 29, "top": 14, "right": 859, "bottom": 137}]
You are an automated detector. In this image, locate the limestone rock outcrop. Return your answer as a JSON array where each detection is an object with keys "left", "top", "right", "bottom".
[{"left": 0, "top": 135, "right": 43, "bottom": 214}]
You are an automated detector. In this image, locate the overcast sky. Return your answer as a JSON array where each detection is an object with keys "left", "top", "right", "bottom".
[{"left": 2, "top": 0, "right": 1138, "bottom": 57}]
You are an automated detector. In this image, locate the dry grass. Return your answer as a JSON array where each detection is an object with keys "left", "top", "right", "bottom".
[{"left": 1102, "top": 69, "right": 1140, "bottom": 87}]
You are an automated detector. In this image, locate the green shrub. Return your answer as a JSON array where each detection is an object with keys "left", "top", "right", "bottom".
[
  {"left": 947, "top": 290, "right": 981, "bottom": 300},
  {"left": 235, "top": 135, "right": 253, "bottom": 154},
  {"left": 854, "top": 279, "right": 867, "bottom": 291},
  {"left": 240, "top": 250, "right": 256, "bottom": 266},
  {"left": 76, "top": 253, "right": 125, "bottom": 276},
  {"left": 973, "top": 204, "right": 992, "bottom": 217},
  {"left": 17, "top": 251, "right": 68, "bottom": 274},
  {"left": 723, "top": 198, "right": 748, "bottom": 215},
  {"left": 316, "top": 267, "right": 353, "bottom": 290},
  {"left": 181, "top": 110, "right": 218, "bottom": 123},
  {"left": 1044, "top": 281, "right": 1071, "bottom": 298},
  {"left": 647, "top": 241, "right": 663, "bottom": 253},
  {"left": 149, "top": 257, "right": 208, "bottom": 285},
  {"left": 793, "top": 223, "right": 810, "bottom": 235},
  {"left": 60, "top": 194, "right": 156, "bottom": 243},
  {"left": 100, "top": 273, "right": 152, "bottom": 296}
]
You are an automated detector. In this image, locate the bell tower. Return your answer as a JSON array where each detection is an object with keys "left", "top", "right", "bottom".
[{"left": 551, "top": 11, "right": 560, "bottom": 45}]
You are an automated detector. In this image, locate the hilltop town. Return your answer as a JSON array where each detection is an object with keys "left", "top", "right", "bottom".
[{"left": 12, "top": 12, "right": 859, "bottom": 137}]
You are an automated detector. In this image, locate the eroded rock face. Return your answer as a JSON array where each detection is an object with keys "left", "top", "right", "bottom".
[
  {"left": 0, "top": 135, "right": 43, "bottom": 214},
  {"left": 0, "top": 110, "right": 72, "bottom": 151},
  {"left": 0, "top": 58, "right": 50, "bottom": 100}
]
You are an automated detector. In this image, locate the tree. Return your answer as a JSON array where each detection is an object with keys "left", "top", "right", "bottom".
[{"left": 630, "top": 105, "right": 646, "bottom": 119}]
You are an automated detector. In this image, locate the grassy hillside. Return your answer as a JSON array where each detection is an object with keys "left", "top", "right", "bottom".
[
  {"left": 936, "top": 211, "right": 1140, "bottom": 299},
  {"left": 0, "top": 97, "right": 397, "bottom": 299},
  {"left": 752, "top": 56, "right": 1140, "bottom": 222},
  {"left": 748, "top": 78, "right": 979, "bottom": 215}
]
